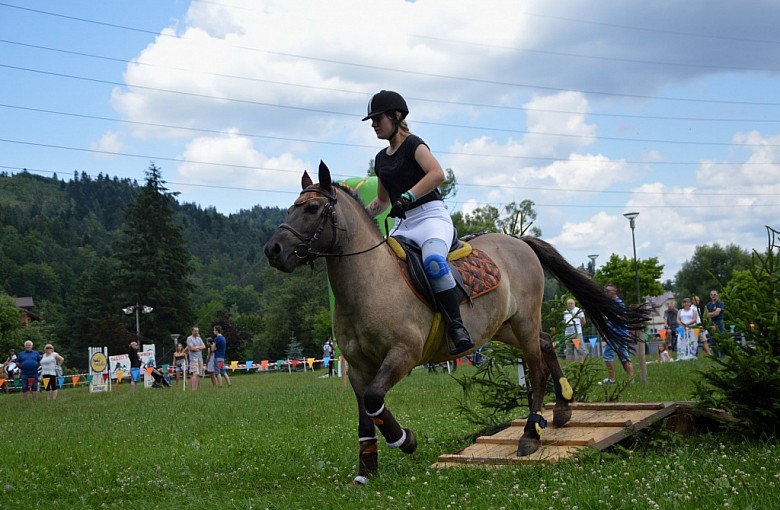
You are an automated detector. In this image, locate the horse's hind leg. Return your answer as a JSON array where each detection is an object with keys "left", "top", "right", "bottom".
[{"left": 540, "top": 331, "right": 573, "bottom": 427}]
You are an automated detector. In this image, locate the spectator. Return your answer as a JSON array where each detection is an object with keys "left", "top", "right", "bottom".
[
  {"left": 662, "top": 302, "right": 678, "bottom": 352},
  {"left": 706, "top": 289, "right": 725, "bottom": 357},
  {"left": 323, "top": 336, "right": 335, "bottom": 377},
  {"left": 128, "top": 341, "right": 143, "bottom": 391},
  {"left": 2, "top": 349, "right": 19, "bottom": 391},
  {"left": 563, "top": 299, "right": 586, "bottom": 360},
  {"left": 40, "top": 343, "right": 64, "bottom": 400},
  {"left": 172, "top": 341, "right": 188, "bottom": 386},
  {"left": 213, "top": 326, "right": 232, "bottom": 387},
  {"left": 676, "top": 297, "right": 700, "bottom": 360},
  {"left": 657, "top": 341, "right": 671, "bottom": 363},
  {"left": 17, "top": 341, "right": 42, "bottom": 400},
  {"left": 600, "top": 284, "right": 634, "bottom": 384},
  {"left": 205, "top": 337, "right": 218, "bottom": 387},
  {"left": 186, "top": 326, "right": 206, "bottom": 391}
]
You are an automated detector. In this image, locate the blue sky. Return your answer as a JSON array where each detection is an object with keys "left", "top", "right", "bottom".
[{"left": 2, "top": 0, "right": 780, "bottom": 282}]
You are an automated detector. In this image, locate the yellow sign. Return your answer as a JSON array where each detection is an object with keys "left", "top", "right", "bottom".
[{"left": 90, "top": 352, "right": 108, "bottom": 372}]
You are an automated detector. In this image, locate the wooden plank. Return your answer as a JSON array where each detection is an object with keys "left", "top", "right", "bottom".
[
  {"left": 478, "top": 426, "right": 626, "bottom": 446},
  {"left": 544, "top": 402, "right": 670, "bottom": 411}
]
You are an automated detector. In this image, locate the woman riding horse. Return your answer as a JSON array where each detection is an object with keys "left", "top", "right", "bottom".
[{"left": 362, "top": 90, "right": 473, "bottom": 356}]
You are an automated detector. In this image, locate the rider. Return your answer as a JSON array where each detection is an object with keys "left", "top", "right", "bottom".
[{"left": 363, "top": 90, "right": 474, "bottom": 356}]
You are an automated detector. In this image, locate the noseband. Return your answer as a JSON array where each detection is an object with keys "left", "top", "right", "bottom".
[{"left": 278, "top": 185, "right": 391, "bottom": 267}]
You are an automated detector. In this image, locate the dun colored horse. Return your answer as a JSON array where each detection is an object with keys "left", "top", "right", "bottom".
[{"left": 264, "top": 162, "right": 646, "bottom": 483}]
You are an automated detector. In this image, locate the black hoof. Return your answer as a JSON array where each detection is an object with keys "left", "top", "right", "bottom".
[
  {"left": 517, "top": 435, "right": 540, "bottom": 457},
  {"left": 400, "top": 428, "right": 417, "bottom": 454},
  {"left": 552, "top": 405, "right": 572, "bottom": 427}
]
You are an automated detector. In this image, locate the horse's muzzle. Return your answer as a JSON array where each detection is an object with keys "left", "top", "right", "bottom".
[{"left": 263, "top": 238, "right": 296, "bottom": 273}]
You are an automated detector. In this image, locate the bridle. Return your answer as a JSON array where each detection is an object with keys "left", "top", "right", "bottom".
[{"left": 278, "top": 185, "right": 391, "bottom": 267}]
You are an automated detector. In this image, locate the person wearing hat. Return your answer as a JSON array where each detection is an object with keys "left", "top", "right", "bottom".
[{"left": 362, "top": 90, "right": 473, "bottom": 356}]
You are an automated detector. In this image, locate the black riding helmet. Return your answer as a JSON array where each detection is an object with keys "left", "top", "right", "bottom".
[{"left": 362, "top": 90, "right": 409, "bottom": 121}]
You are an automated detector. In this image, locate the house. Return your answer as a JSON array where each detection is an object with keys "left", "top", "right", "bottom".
[
  {"left": 645, "top": 291, "right": 675, "bottom": 336},
  {"left": 14, "top": 296, "right": 40, "bottom": 326}
]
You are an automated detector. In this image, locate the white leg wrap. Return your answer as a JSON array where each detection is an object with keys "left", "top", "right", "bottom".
[
  {"left": 358, "top": 436, "right": 378, "bottom": 443},
  {"left": 365, "top": 404, "right": 385, "bottom": 417},
  {"left": 353, "top": 475, "right": 369, "bottom": 485},
  {"left": 387, "top": 429, "right": 407, "bottom": 449}
]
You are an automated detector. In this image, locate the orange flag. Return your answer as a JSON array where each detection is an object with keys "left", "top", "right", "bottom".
[
  {"left": 72, "top": 375, "right": 80, "bottom": 387},
  {"left": 658, "top": 329, "right": 667, "bottom": 341},
  {"left": 572, "top": 338, "right": 581, "bottom": 350},
  {"left": 261, "top": 360, "right": 268, "bottom": 371},
  {"left": 0, "top": 378, "right": 5, "bottom": 388},
  {"left": 146, "top": 367, "right": 154, "bottom": 376},
  {"left": 693, "top": 328, "right": 700, "bottom": 339}
]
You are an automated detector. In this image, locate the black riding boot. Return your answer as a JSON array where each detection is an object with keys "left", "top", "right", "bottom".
[{"left": 435, "top": 287, "right": 474, "bottom": 355}]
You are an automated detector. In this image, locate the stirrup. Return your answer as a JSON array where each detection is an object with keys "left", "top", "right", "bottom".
[{"left": 449, "top": 338, "right": 474, "bottom": 356}]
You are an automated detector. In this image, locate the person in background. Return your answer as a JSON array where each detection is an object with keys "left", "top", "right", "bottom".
[
  {"left": 2, "top": 349, "right": 19, "bottom": 391},
  {"left": 128, "top": 341, "right": 142, "bottom": 391},
  {"left": 17, "top": 341, "right": 42, "bottom": 400},
  {"left": 213, "top": 326, "right": 231, "bottom": 387},
  {"left": 706, "top": 289, "right": 725, "bottom": 357},
  {"left": 172, "top": 341, "right": 188, "bottom": 386},
  {"left": 657, "top": 341, "right": 671, "bottom": 363},
  {"left": 676, "top": 297, "right": 700, "bottom": 360},
  {"left": 205, "top": 337, "right": 218, "bottom": 387},
  {"left": 662, "top": 301, "right": 678, "bottom": 352},
  {"left": 600, "top": 284, "right": 634, "bottom": 384},
  {"left": 186, "top": 326, "right": 206, "bottom": 391},
  {"left": 563, "top": 298, "right": 586, "bottom": 360},
  {"left": 323, "top": 336, "right": 335, "bottom": 377},
  {"left": 40, "top": 343, "right": 64, "bottom": 400}
]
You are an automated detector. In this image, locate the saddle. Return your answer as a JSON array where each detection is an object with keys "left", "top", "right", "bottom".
[{"left": 387, "top": 234, "right": 502, "bottom": 362}]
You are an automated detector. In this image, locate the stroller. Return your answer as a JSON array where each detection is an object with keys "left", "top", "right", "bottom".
[{"left": 148, "top": 364, "right": 171, "bottom": 388}]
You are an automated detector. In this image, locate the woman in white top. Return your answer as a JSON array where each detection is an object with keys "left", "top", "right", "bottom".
[
  {"left": 40, "top": 343, "right": 64, "bottom": 400},
  {"left": 676, "top": 298, "right": 700, "bottom": 360}
]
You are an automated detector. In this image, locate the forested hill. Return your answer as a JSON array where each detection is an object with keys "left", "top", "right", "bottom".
[{"left": 0, "top": 170, "right": 330, "bottom": 366}]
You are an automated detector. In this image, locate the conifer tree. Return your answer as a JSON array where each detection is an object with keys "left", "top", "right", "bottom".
[{"left": 115, "top": 164, "right": 193, "bottom": 350}]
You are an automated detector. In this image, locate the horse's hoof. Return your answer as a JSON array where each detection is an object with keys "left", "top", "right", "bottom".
[
  {"left": 517, "top": 435, "right": 540, "bottom": 457},
  {"left": 353, "top": 475, "right": 369, "bottom": 485},
  {"left": 552, "top": 406, "right": 572, "bottom": 427},
  {"left": 400, "top": 428, "right": 417, "bottom": 454}
]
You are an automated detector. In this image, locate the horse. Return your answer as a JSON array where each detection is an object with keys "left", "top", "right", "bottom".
[{"left": 264, "top": 161, "right": 646, "bottom": 483}]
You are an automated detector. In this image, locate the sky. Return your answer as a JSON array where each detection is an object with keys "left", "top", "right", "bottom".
[{"left": 2, "top": 0, "right": 780, "bottom": 283}]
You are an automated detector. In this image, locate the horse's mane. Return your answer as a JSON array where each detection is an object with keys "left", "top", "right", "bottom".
[{"left": 332, "top": 182, "right": 382, "bottom": 234}]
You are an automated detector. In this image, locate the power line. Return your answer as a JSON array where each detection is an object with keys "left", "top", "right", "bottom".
[
  {"left": 2, "top": 2, "right": 779, "bottom": 107},
  {"left": 5, "top": 37, "right": 780, "bottom": 124}
]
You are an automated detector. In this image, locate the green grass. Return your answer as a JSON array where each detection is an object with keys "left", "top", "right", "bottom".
[{"left": 1, "top": 360, "right": 778, "bottom": 509}]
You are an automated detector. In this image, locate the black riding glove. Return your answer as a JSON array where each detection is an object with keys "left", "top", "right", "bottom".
[{"left": 389, "top": 191, "right": 416, "bottom": 219}]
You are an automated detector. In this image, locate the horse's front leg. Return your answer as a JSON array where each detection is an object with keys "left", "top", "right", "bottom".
[
  {"left": 348, "top": 368, "right": 379, "bottom": 484},
  {"left": 350, "top": 352, "right": 418, "bottom": 484},
  {"left": 540, "top": 331, "right": 573, "bottom": 427}
]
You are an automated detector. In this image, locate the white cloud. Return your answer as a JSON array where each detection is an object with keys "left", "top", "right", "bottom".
[{"left": 90, "top": 131, "right": 124, "bottom": 158}]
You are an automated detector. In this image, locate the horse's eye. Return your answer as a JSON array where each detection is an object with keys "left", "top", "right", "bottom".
[{"left": 304, "top": 202, "right": 320, "bottom": 214}]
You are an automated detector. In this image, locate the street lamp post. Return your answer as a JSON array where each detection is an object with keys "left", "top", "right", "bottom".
[
  {"left": 122, "top": 304, "right": 154, "bottom": 342},
  {"left": 587, "top": 254, "right": 600, "bottom": 356},
  {"left": 623, "top": 212, "right": 647, "bottom": 383}
]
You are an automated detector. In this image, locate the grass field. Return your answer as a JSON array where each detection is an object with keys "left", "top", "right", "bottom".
[{"left": 2, "top": 358, "right": 778, "bottom": 509}]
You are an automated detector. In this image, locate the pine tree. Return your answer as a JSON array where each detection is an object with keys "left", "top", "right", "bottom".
[{"left": 114, "top": 164, "right": 194, "bottom": 351}]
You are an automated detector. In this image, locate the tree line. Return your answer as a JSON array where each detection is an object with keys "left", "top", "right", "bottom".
[{"left": 0, "top": 166, "right": 753, "bottom": 369}]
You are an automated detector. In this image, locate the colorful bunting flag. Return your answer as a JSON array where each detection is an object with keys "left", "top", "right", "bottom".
[
  {"left": 260, "top": 360, "right": 268, "bottom": 371},
  {"left": 246, "top": 361, "right": 253, "bottom": 372},
  {"left": 72, "top": 376, "right": 80, "bottom": 387},
  {"left": 58, "top": 376, "right": 65, "bottom": 387},
  {"left": 231, "top": 360, "right": 238, "bottom": 372},
  {"left": 116, "top": 371, "right": 123, "bottom": 383},
  {"left": 307, "top": 357, "right": 315, "bottom": 370}
]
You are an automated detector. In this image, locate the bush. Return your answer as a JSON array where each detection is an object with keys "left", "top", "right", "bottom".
[{"left": 693, "top": 226, "right": 780, "bottom": 437}]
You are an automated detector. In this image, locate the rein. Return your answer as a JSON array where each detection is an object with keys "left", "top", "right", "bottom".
[{"left": 278, "top": 186, "right": 393, "bottom": 266}]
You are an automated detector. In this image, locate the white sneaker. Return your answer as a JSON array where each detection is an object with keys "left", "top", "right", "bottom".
[{"left": 598, "top": 378, "right": 615, "bottom": 385}]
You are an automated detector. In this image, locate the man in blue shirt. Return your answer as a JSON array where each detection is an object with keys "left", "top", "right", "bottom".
[
  {"left": 600, "top": 284, "right": 634, "bottom": 384},
  {"left": 706, "top": 290, "right": 725, "bottom": 333},
  {"left": 213, "top": 325, "right": 231, "bottom": 387},
  {"left": 17, "top": 341, "right": 42, "bottom": 400}
]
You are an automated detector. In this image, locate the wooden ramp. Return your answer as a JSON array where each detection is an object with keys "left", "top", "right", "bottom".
[{"left": 435, "top": 402, "right": 680, "bottom": 468}]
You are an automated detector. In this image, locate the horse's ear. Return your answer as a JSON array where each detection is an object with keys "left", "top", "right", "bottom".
[
  {"left": 318, "top": 161, "right": 332, "bottom": 192},
  {"left": 301, "top": 170, "right": 313, "bottom": 190}
]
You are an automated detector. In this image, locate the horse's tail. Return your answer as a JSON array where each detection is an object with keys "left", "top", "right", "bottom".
[{"left": 521, "top": 236, "right": 650, "bottom": 349}]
